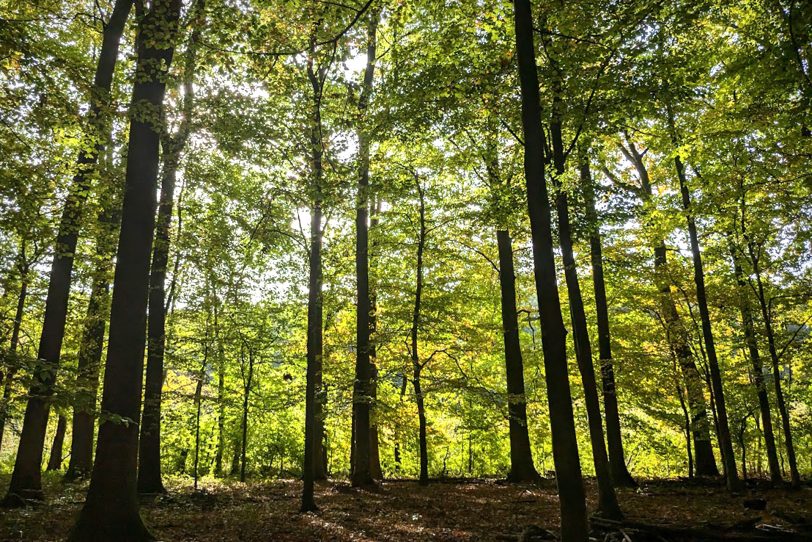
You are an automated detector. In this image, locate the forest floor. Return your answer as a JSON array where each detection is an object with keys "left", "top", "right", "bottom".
[{"left": 0, "top": 474, "right": 810, "bottom": 541}]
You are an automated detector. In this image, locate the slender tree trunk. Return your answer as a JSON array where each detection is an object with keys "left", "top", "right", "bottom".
[
  {"left": 676, "top": 375, "right": 694, "bottom": 478},
  {"left": 0, "top": 263, "right": 27, "bottom": 454},
  {"left": 411, "top": 179, "right": 429, "bottom": 486},
  {"left": 214, "top": 301, "right": 226, "bottom": 477},
  {"left": 64, "top": 208, "right": 117, "bottom": 481},
  {"left": 496, "top": 229, "right": 539, "bottom": 483},
  {"left": 68, "top": 2, "right": 182, "bottom": 538},
  {"left": 748, "top": 244, "right": 801, "bottom": 488},
  {"left": 580, "top": 154, "right": 636, "bottom": 488},
  {"left": 369, "top": 199, "right": 383, "bottom": 480},
  {"left": 670, "top": 116, "right": 740, "bottom": 490},
  {"left": 512, "top": 3, "right": 587, "bottom": 538},
  {"left": 621, "top": 137, "right": 718, "bottom": 477},
  {"left": 301, "top": 41, "right": 326, "bottom": 511},
  {"left": 240, "top": 347, "right": 254, "bottom": 483},
  {"left": 193, "top": 365, "right": 204, "bottom": 491},
  {"left": 4, "top": 0, "right": 133, "bottom": 506},
  {"left": 549, "top": 114, "right": 621, "bottom": 519},
  {"left": 139, "top": 0, "right": 204, "bottom": 495},
  {"left": 46, "top": 414, "right": 67, "bottom": 471},
  {"left": 730, "top": 244, "right": 781, "bottom": 483},
  {"left": 350, "top": 9, "right": 379, "bottom": 488}
]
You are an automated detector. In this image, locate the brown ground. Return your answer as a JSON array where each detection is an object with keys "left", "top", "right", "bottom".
[{"left": 0, "top": 474, "right": 810, "bottom": 541}]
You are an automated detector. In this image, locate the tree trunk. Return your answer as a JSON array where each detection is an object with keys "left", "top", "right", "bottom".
[
  {"left": 350, "top": 9, "right": 378, "bottom": 488},
  {"left": 240, "top": 347, "right": 254, "bottom": 483},
  {"left": 68, "top": 2, "right": 182, "bottom": 539},
  {"left": 549, "top": 97, "right": 621, "bottom": 519},
  {"left": 513, "top": 3, "right": 588, "bottom": 539},
  {"left": 0, "top": 262, "right": 27, "bottom": 454},
  {"left": 138, "top": 0, "right": 204, "bottom": 495},
  {"left": 580, "top": 154, "right": 636, "bottom": 488},
  {"left": 46, "top": 414, "right": 67, "bottom": 471},
  {"left": 621, "top": 137, "right": 719, "bottom": 478},
  {"left": 496, "top": 229, "right": 539, "bottom": 483},
  {"left": 670, "top": 115, "right": 740, "bottom": 490},
  {"left": 748, "top": 243, "right": 801, "bottom": 488},
  {"left": 303, "top": 40, "right": 328, "bottom": 499},
  {"left": 4, "top": 0, "right": 133, "bottom": 506},
  {"left": 369, "top": 198, "right": 383, "bottom": 480},
  {"left": 411, "top": 179, "right": 429, "bottom": 487},
  {"left": 215, "top": 301, "right": 226, "bottom": 477},
  {"left": 730, "top": 244, "right": 781, "bottom": 483},
  {"left": 64, "top": 204, "right": 118, "bottom": 482}
]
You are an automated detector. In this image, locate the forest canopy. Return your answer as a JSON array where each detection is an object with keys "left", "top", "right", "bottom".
[{"left": 0, "top": 0, "right": 810, "bottom": 540}]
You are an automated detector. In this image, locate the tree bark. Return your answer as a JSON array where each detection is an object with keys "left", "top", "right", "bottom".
[
  {"left": 549, "top": 110, "right": 621, "bottom": 519},
  {"left": 4, "top": 0, "right": 132, "bottom": 506},
  {"left": 513, "top": 2, "right": 588, "bottom": 537},
  {"left": 350, "top": 8, "right": 379, "bottom": 488},
  {"left": 620, "top": 137, "right": 718, "bottom": 478},
  {"left": 411, "top": 178, "right": 429, "bottom": 486},
  {"left": 670, "top": 113, "right": 740, "bottom": 490},
  {"left": 730, "top": 244, "right": 781, "bottom": 483},
  {"left": 138, "top": 0, "right": 205, "bottom": 496},
  {"left": 68, "top": 1, "right": 182, "bottom": 538},
  {"left": 46, "top": 414, "right": 67, "bottom": 471},
  {"left": 240, "top": 346, "right": 254, "bottom": 483},
  {"left": 580, "top": 154, "right": 636, "bottom": 488},
  {"left": 65, "top": 202, "right": 119, "bottom": 482},
  {"left": 0, "top": 253, "right": 28, "bottom": 454},
  {"left": 369, "top": 199, "right": 383, "bottom": 480},
  {"left": 748, "top": 242, "right": 801, "bottom": 488},
  {"left": 302, "top": 38, "right": 326, "bottom": 512},
  {"left": 497, "top": 229, "right": 540, "bottom": 483}
]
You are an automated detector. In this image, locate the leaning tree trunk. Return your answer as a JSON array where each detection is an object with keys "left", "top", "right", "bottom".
[
  {"left": 46, "top": 414, "right": 67, "bottom": 471},
  {"left": 549, "top": 112, "right": 621, "bottom": 519},
  {"left": 748, "top": 243, "right": 801, "bottom": 488},
  {"left": 240, "top": 346, "right": 254, "bottom": 483},
  {"left": 580, "top": 153, "right": 636, "bottom": 488},
  {"left": 68, "top": 1, "right": 182, "bottom": 539},
  {"left": 3, "top": 0, "right": 133, "bottom": 506},
  {"left": 350, "top": 8, "right": 379, "bottom": 488},
  {"left": 513, "top": 2, "right": 588, "bottom": 538},
  {"left": 670, "top": 113, "right": 740, "bottom": 490},
  {"left": 64, "top": 201, "right": 119, "bottom": 482},
  {"left": 496, "top": 229, "right": 540, "bottom": 483},
  {"left": 621, "top": 137, "right": 718, "bottom": 478},
  {"left": 730, "top": 243, "right": 782, "bottom": 483},
  {"left": 138, "top": 0, "right": 204, "bottom": 496}
]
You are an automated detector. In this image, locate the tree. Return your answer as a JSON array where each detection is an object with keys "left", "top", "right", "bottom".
[
  {"left": 350, "top": 6, "right": 379, "bottom": 488},
  {"left": 3, "top": 0, "right": 133, "bottom": 505},
  {"left": 513, "top": 0, "right": 588, "bottom": 539},
  {"left": 138, "top": 0, "right": 207, "bottom": 496},
  {"left": 68, "top": 0, "right": 183, "bottom": 538},
  {"left": 580, "top": 151, "right": 636, "bottom": 488}
]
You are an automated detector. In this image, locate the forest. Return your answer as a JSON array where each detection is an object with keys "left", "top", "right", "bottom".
[{"left": 0, "top": 0, "right": 810, "bottom": 540}]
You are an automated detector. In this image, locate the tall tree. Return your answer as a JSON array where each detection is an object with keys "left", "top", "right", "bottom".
[
  {"left": 580, "top": 151, "right": 636, "bottom": 488},
  {"left": 350, "top": 7, "right": 379, "bottom": 488},
  {"left": 669, "top": 111, "right": 740, "bottom": 491},
  {"left": 68, "top": 0, "right": 183, "bottom": 538},
  {"left": 729, "top": 241, "right": 782, "bottom": 483},
  {"left": 618, "top": 135, "right": 719, "bottom": 478},
  {"left": 2, "top": 0, "right": 133, "bottom": 505},
  {"left": 513, "top": 0, "right": 588, "bottom": 539},
  {"left": 550, "top": 93, "right": 621, "bottom": 519},
  {"left": 138, "top": 0, "right": 206, "bottom": 496},
  {"left": 65, "top": 184, "right": 122, "bottom": 481}
]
